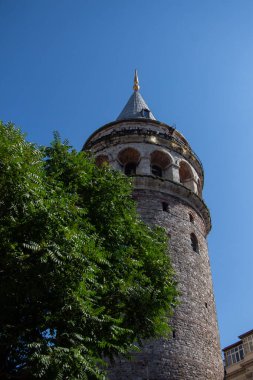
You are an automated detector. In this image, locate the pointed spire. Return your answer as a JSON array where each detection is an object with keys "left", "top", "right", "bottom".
[
  {"left": 133, "top": 69, "right": 140, "bottom": 91},
  {"left": 116, "top": 70, "right": 156, "bottom": 121}
]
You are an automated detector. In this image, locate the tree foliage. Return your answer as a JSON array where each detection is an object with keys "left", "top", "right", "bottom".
[{"left": 0, "top": 122, "right": 177, "bottom": 379}]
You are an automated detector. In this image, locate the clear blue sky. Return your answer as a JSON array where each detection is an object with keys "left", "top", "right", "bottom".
[{"left": 1, "top": 0, "right": 253, "bottom": 349}]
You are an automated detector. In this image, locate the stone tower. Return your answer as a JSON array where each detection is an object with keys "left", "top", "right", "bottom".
[{"left": 83, "top": 71, "right": 223, "bottom": 380}]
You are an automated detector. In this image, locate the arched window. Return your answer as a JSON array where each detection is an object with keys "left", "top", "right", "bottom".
[
  {"left": 189, "top": 214, "right": 194, "bottom": 223},
  {"left": 95, "top": 154, "right": 109, "bottom": 167},
  {"left": 190, "top": 233, "right": 199, "bottom": 253},
  {"left": 150, "top": 150, "right": 171, "bottom": 179},
  {"left": 151, "top": 164, "right": 163, "bottom": 177},
  {"left": 118, "top": 147, "right": 140, "bottom": 176},
  {"left": 179, "top": 161, "right": 198, "bottom": 193},
  {"left": 179, "top": 161, "right": 193, "bottom": 184},
  {"left": 125, "top": 162, "right": 137, "bottom": 176}
]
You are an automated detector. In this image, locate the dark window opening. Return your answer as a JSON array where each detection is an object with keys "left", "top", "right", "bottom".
[
  {"left": 151, "top": 165, "right": 162, "bottom": 177},
  {"left": 190, "top": 233, "right": 199, "bottom": 253},
  {"left": 162, "top": 202, "right": 169, "bottom": 212},
  {"left": 189, "top": 214, "right": 194, "bottom": 223},
  {"left": 125, "top": 162, "right": 137, "bottom": 176},
  {"left": 225, "top": 344, "right": 245, "bottom": 367},
  {"left": 173, "top": 330, "right": 176, "bottom": 339},
  {"left": 142, "top": 108, "right": 150, "bottom": 118},
  {"left": 205, "top": 302, "right": 208, "bottom": 308}
]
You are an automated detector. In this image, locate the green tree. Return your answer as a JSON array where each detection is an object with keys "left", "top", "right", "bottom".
[{"left": 0, "top": 122, "right": 177, "bottom": 379}]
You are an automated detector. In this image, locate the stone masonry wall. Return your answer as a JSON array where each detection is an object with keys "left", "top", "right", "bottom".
[{"left": 107, "top": 189, "right": 223, "bottom": 380}]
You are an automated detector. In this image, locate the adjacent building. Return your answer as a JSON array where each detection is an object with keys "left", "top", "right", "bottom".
[{"left": 223, "top": 329, "right": 253, "bottom": 379}]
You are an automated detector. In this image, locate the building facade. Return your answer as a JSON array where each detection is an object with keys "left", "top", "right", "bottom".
[
  {"left": 83, "top": 72, "right": 223, "bottom": 379},
  {"left": 223, "top": 329, "right": 253, "bottom": 379}
]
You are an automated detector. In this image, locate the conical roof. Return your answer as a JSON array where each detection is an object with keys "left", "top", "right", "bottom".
[{"left": 116, "top": 70, "right": 156, "bottom": 121}]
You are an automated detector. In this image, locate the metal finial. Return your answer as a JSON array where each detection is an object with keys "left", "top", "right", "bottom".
[{"left": 133, "top": 69, "right": 140, "bottom": 91}]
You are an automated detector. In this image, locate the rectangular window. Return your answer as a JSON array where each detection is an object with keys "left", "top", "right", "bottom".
[
  {"left": 225, "top": 344, "right": 244, "bottom": 367},
  {"left": 243, "top": 334, "right": 253, "bottom": 355}
]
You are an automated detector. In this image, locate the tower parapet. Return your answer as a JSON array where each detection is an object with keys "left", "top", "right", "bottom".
[{"left": 83, "top": 72, "right": 223, "bottom": 380}]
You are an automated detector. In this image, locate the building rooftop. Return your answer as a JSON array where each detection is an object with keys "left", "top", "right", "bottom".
[
  {"left": 116, "top": 70, "right": 156, "bottom": 121},
  {"left": 223, "top": 329, "right": 253, "bottom": 351},
  {"left": 239, "top": 329, "right": 253, "bottom": 339},
  {"left": 223, "top": 340, "right": 242, "bottom": 352},
  {"left": 223, "top": 327, "right": 253, "bottom": 374}
]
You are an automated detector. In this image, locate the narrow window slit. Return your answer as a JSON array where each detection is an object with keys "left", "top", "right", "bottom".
[
  {"left": 190, "top": 233, "right": 199, "bottom": 254},
  {"left": 162, "top": 202, "right": 169, "bottom": 212}
]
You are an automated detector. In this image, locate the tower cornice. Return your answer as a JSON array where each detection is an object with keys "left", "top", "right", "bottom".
[
  {"left": 83, "top": 119, "right": 173, "bottom": 148},
  {"left": 83, "top": 119, "right": 204, "bottom": 185}
]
